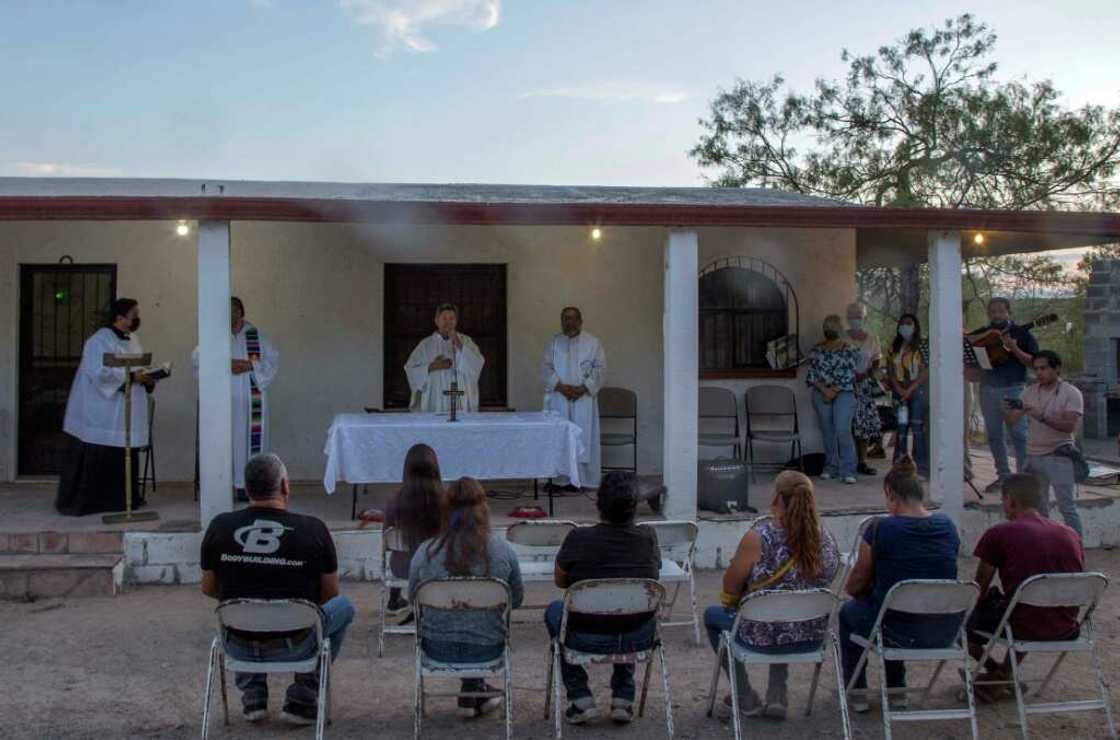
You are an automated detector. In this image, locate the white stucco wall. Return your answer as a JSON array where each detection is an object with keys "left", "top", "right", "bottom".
[{"left": 0, "top": 221, "right": 855, "bottom": 483}]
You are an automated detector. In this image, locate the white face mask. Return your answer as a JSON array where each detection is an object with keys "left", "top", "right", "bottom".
[
  {"left": 847, "top": 319, "right": 863, "bottom": 332},
  {"left": 898, "top": 325, "right": 914, "bottom": 340}
]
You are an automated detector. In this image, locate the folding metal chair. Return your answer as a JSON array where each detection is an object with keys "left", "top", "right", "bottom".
[
  {"left": 505, "top": 520, "right": 578, "bottom": 584},
  {"left": 599, "top": 386, "right": 638, "bottom": 474},
  {"left": 699, "top": 387, "right": 742, "bottom": 460},
  {"left": 834, "top": 515, "right": 882, "bottom": 593},
  {"left": 544, "top": 578, "right": 673, "bottom": 739},
  {"left": 972, "top": 572, "right": 1116, "bottom": 739},
  {"left": 639, "top": 520, "right": 701, "bottom": 645},
  {"left": 843, "top": 579, "right": 981, "bottom": 740},
  {"left": 705, "top": 588, "right": 850, "bottom": 740},
  {"left": 744, "top": 385, "right": 802, "bottom": 482},
  {"left": 202, "top": 598, "right": 332, "bottom": 740},
  {"left": 413, "top": 577, "right": 514, "bottom": 740},
  {"left": 378, "top": 527, "right": 415, "bottom": 657}
]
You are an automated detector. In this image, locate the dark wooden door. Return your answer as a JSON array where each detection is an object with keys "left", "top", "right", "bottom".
[
  {"left": 384, "top": 264, "right": 507, "bottom": 409},
  {"left": 18, "top": 264, "right": 116, "bottom": 475}
]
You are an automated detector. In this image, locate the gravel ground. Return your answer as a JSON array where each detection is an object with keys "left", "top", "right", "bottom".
[{"left": 3, "top": 552, "right": 1120, "bottom": 739}]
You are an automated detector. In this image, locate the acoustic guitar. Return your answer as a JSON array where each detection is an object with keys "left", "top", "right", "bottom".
[{"left": 966, "top": 313, "right": 1058, "bottom": 367}]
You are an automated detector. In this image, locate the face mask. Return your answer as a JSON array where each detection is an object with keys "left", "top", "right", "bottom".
[
  {"left": 897, "top": 325, "right": 914, "bottom": 340},
  {"left": 823, "top": 330, "right": 839, "bottom": 340},
  {"left": 848, "top": 319, "right": 863, "bottom": 332},
  {"left": 991, "top": 319, "right": 1009, "bottom": 329},
  {"left": 129, "top": 317, "right": 141, "bottom": 332}
]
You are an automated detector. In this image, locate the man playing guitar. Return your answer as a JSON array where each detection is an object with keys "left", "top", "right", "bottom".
[{"left": 971, "top": 298, "right": 1039, "bottom": 493}]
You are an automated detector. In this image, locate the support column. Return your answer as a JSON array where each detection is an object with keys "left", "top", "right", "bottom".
[
  {"left": 928, "top": 231, "right": 965, "bottom": 522},
  {"left": 663, "top": 230, "right": 699, "bottom": 521},
  {"left": 198, "top": 221, "right": 233, "bottom": 528}
]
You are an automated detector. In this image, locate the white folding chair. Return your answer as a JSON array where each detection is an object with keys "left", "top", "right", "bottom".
[
  {"left": 705, "top": 588, "right": 851, "bottom": 740},
  {"left": 379, "top": 526, "right": 416, "bottom": 657},
  {"left": 505, "top": 520, "right": 578, "bottom": 583},
  {"left": 639, "top": 520, "right": 701, "bottom": 645},
  {"left": 843, "top": 579, "right": 981, "bottom": 740},
  {"left": 972, "top": 572, "right": 1116, "bottom": 740},
  {"left": 413, "top": 577, "right": 514, "bottom": 740},
  {"left": 202, "top": 598, "right": 332, "bottom": 740},
  {"left": 543, "top": 578, "right": 673, "bottom": 739},
  {"left": 834, "top": 515, "right": 882, "bottom": 594}
]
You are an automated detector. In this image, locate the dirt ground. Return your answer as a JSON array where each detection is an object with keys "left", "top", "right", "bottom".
[{"left": 4, "top": 553, "right": 1120, "bottom": 740}]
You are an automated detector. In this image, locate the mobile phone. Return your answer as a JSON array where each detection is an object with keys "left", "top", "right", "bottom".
[{"left": 1004, "top": 397, "right": 1024, "bottom": 410}]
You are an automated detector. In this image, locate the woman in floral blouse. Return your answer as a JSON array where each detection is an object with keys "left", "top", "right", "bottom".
[
  {"left": 806, "top": 314, "right": 860, "bottom": 483},
  {"left": 703, "top": 471, "right": 840, "bottom": 720}
]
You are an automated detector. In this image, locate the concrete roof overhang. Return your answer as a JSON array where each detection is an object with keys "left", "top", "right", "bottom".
[{"left": 1, "top": 178, "right": 1117, "bottom": 266}]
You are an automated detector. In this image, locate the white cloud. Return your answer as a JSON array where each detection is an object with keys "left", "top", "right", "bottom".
[
  {"left": 4, "top": 162, "right": 124, "bottom": 177},
  {"left": 339, "top": 0, "right": 500, "bottom": 55},
  {"left": 519, "top": 81, "right": 690, "bottom": 105}
]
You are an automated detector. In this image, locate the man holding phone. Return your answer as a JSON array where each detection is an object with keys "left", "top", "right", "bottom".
[{"left": 1001, "top": 350, "right": 1084, "bottom": 540}]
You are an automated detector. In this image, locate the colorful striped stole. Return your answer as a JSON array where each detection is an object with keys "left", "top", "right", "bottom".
[{"left": 244, "top": 326, "right": 264, "bottom": 456}]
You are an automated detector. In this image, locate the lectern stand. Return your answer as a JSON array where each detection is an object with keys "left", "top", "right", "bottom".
[{"left": 102, "top": 352, "right": 160, "bottom": 524}]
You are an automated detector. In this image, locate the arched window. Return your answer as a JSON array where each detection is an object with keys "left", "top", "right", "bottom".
[{"left": 698, "top": 257, "right": 800, "bottom": 377}]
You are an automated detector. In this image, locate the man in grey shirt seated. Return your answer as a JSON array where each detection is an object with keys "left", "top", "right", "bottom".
[{"left": 409, "top": 477, "right": 524, "bottom": 719}]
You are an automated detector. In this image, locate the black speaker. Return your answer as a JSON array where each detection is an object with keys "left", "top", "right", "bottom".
[{"left": 698, "top": 458, "right": 753, "bottom": 514}]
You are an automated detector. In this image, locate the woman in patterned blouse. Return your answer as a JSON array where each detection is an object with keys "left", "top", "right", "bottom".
[
  {"left": 806, "top": 314, "right": 861, "bottom": 483},
  {"left": 704, "top": 471, "right": 840, "bottom": 721}
]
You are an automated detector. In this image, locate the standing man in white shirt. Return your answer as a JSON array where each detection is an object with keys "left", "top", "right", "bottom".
[
  {"left": 542, "top": 307, "right": 607, "bottom": 490},
  {"left": 405, "top": 303, "right": 485, "bottom": 413}
]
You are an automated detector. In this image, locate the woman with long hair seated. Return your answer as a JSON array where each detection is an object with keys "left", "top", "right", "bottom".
[
  {"left": 839, "top": 456, "right": 960, "bottom": 713},
  {"left": 704, "top": 470, "right": 840, "bottom": 720},
  {"left": 384, "top": 443, "right": 445, "bottom": 622},
  {"left": 408, "top": 477, "right": 524, "bottom": 720}
]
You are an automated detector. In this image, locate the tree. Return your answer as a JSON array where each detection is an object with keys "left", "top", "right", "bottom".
[{"left": 691, "top": 14, "right": 1120, "bottom": 320}]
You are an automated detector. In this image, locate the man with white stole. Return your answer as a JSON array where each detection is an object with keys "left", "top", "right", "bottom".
[
  {"left": 405, "top": 303, "right": 485, "bottom": 413},
  {"left": 57, "top": 298, "right": 156, "bottom": 516},
  {"left": 542, "top": 307, "right": 606, "bottom": 490},
  {"left": 192, "top": 297, "right": 280, "bottom": 502}
]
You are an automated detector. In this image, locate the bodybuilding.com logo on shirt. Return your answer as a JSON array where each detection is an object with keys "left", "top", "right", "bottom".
[{"left": 234, "top": 519, "right": 294, "bottom": 555}]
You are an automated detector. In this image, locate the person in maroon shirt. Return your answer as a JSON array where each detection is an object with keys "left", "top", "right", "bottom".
[{"left": 966, "top": 472, "right": 1084, "bottom": 695}]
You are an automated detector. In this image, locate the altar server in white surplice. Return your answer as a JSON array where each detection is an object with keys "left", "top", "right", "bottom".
[
  {"left": 191, "top": 297, "right": 279, "bottom": 499},
  {"left": 542, "top": 306, "right": 606, "bottom": 489},
  {"left": 405, "top": 303, "right": 485, "bottom": 413}
]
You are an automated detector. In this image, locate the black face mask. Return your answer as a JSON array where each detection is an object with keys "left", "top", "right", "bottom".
[
  {"left": 990, "top": 319, "right": 1009, "bottom": 330},
  {"left": 823, "top": 330, "right": 839, "bottom": 340},
  {"left": 129, "top": 317, "right": 141, "bottom": 332}
]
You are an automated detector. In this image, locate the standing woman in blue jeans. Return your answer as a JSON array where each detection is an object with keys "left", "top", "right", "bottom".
[
  {"left": 887, "top": 314, "right": 930, "bottom": 477},
  {"left": 806, "top": 315, "right": 860, "bottom": 484}
]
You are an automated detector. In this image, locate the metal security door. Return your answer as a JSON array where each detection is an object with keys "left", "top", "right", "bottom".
[{"left": 18, "top": 264, "right": 117, "bottom": 475}]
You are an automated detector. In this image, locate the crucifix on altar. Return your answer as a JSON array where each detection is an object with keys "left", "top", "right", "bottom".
[{"left": 443, "top": 381, "right": 465, "bottom": 422}]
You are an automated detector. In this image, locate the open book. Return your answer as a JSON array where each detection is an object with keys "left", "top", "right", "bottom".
[{"left": 139, "top": 362, "right": 173, "bottom": 381}]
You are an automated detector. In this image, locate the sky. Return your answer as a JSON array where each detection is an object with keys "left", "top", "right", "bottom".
[{"left": 1, "top": 0, "right": 1118, "bottom": 198}]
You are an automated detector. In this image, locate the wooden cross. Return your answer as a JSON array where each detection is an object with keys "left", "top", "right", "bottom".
[{"left": 443, "top": 380, "right": 465, "bottom": 422}]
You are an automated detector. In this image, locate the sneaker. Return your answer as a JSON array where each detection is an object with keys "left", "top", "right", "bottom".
[
  {"left": 842, "top": 476, "right": 858, "bottom": 485},
  {"left": 848, "top": 698, "right": 870, "bottom": 713},
  {"left": 564, "top": 698, "right": 600, "bottom": 724},
  {"left": 856, "top": 463, "right": 877, "bottom": 475},
  {"left": 763, "top": 685, "right": 788, "bottom": 720},
  {"left": 242, "top": 700, "right": 267, "bottom": 723},
  {"left": 714, "top": 690, "right": 764, "bottom": 720},
  {"left": 386, "top": 594, "right": 410, "bottom": 616},
  {"left": 888, "top": 695, "right": 909, "bottom": 710},
  {"left": 983, "top": 479, "right": 1003, "bottom": 494},
  {"left": 610, "top": 698, "right": 634, "bottom": 723},
  {"left": 819, "top": 471, "right": 835, "bottom": 480},
  {"left": 280, "top": 702, "right": 316, "bottom": 726},
  {"left": 398, "top": 611, "right": 415, "bottom": 626}
]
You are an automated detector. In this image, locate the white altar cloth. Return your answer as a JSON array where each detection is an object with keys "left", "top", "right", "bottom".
[{"left": 323, "top": 411, "right": 585, "bottom": 493}]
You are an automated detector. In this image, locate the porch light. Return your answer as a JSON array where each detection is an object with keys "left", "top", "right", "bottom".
[
  {"left": 973, "top": 232, "right": 985, "bottom": 246},
  {"left": 590, "top": 227, "right": 602, "bottom": 241},
  {"left": 176, "top": 220, "right": 190, "bottom": 237}
]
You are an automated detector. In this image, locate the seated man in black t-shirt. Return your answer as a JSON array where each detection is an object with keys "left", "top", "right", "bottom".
[
  {"left": 544, "top": 472, "right": 661, "bottom": 725},
  {"left": 200, "top": 453, "right": 355, "bottom": 727}
]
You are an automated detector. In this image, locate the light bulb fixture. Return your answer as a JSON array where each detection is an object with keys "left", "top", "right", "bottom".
[
  {"left": 973, "top": 232, "right": 985, "bottom": 246},
  {"left": 590, "top": 227, "right": 602, "bottom": 241},
  {"left": 176, "top": 220, "right": 190, "bottom": 237}
]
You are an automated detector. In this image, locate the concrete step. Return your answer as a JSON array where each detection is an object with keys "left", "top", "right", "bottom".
[
  {"left": 0, "top": 531, "right": 124, "bottom": 555},
  {"left": 0, "top": 553, "right": 124, "bottom": 600}
]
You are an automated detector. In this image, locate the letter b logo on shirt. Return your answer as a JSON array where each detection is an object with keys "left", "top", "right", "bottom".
[{"left": 234, "top": 519, "right": 292, "bottom": 555}]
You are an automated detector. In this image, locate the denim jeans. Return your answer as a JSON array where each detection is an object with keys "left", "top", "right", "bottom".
[
  {"left": 227, "top": 595, "right": 355, "bottom": 710},
  {"left": 544, "top": 600, "right": 656, "bottom": 702},
  {"left": 811, "top": 389, "right": 856, "bottom": 478},
  {"left": 893, "top": 384, "right": 929, "bottom": 475},
  {"left": 978, "top": 383, "right": 1028, "bottom": 480},
  {"left": 422, "top": 638, "right": 505, "bottom": 699},
  {"left": 839, "top": 597, "right": 961, "bottom": 690},
  {"left": 1026, "top": 454, "right": 1083, "bottom": 540},
  {"left": 703, "top": 606, "right": 821, "bottom": 696}
]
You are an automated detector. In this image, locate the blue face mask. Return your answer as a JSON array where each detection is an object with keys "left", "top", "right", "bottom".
[{"left": 897, "top": 325, "right": 914, "bottom": 340}]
